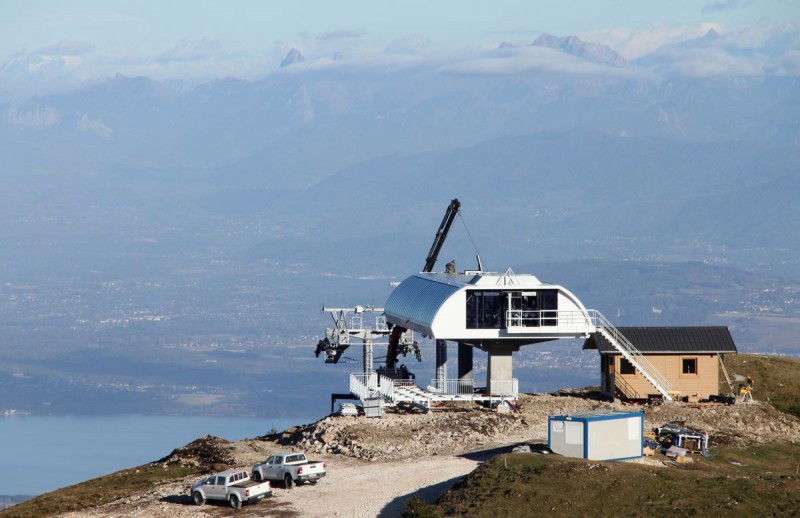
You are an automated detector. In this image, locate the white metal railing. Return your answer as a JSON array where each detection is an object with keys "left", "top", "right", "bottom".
[
  {"left": 428, "top": 378, "right": 476, "bottom": 395},
  {"left": 505, "top": 309, "right": 595, "bottom": 333},
  {"left": 350, "top": 373, "right": 378, "bottom": 400},
  {"left": 504, "top": 308, "right": 671, "bottom": 400},
  {"left": 382, "top": 375, "right": 397, "bottom": 399},
  {"left": 586, "top": 310, "right": 672, "bottom": 400},
  {"left": 374, "top": 315, "right": 389, "bottom": 331},
  {"left": 349, "top": 373, "right": 399, "bottom": 400}
]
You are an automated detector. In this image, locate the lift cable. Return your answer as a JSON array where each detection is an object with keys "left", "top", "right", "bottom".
[{"left": 457, "top": 212, "right": 484, "bottom": 270}]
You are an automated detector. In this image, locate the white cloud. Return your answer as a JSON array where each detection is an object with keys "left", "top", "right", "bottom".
[
  {"left": 76, "top": 114, "right": 112, "bottom": 140},
  {"left": 702, "top": 0, "right": 746, "bottom": 14},
  {"left": 777, "top": 49, "right": 800, "bottom": 76},
  {"left": 665, "top": 47, "right": 765, "bottom": 77},
  {"left": 316, "top": 30, "right": 367, "bottom": 42},
  {"left": 384, "top": 35, "right": 431, "bottom": 55},
  {"left": 35, "top": 40, "right": 94, "bottom": 57},
  {"left": 439, "top": 46, "right": 639, "bottom": 77},
  {"left": 158, "top": 39, "right": 222, "bottom": 63},
  {"left": 581, "top": 23, "right": 723, "bottom": 60}
]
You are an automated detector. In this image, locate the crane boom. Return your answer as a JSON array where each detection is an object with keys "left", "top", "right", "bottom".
[
  {"left": 423, "top": 199, "right": 461, "bottom": 273},
  {"left": 387, "top": 198, "right": 460, "bottom": 368}
]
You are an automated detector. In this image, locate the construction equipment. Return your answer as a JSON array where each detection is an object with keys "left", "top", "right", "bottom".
[{"left": 386, "top": 199, "right": 461, "bottom": 369}]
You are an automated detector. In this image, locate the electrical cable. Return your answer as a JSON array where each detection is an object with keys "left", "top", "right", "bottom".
[{"left": 458, "top": 212, "right": 484, "bottom": 269}]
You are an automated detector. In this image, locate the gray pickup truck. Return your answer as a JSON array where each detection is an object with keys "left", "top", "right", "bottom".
[
  {"left": 191, "top": 468, "right": 272, "bottom": 508},
  {"left": 252, "top": 452, "right": 327, "bottom": 488}
]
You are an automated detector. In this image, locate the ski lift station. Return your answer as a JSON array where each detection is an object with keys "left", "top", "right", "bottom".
[{"left": 316, "top": 199, "right": 676, "bottom": 412}]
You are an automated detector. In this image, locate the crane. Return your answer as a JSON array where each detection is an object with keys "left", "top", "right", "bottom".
[{"left": 385, "top": 198, "right": 461, "bottom": 369}]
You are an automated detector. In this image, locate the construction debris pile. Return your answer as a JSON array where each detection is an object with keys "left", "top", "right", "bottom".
[
  {"left": 646, "top": 399, "right": 800, "bottom": 447},
  {"left": 642, "top": 421, "right": 711, "bottom": 465}
]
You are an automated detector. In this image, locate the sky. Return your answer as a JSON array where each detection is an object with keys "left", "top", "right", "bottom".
[{"left": 1, "top": 0, "right": 799, "bottom": 100}]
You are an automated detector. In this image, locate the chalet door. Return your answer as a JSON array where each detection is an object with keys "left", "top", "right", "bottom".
[{"left": 603, "top": 356, "right": 614, "bottom": 394}]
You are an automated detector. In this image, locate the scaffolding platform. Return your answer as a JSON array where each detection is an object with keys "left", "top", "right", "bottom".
[{"left": 349, "top": 373, "right": 518, "bottom": 411}]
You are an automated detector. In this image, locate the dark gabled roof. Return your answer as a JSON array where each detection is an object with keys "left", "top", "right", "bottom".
[{"left": 583, "top": 326, "right": 738, "bottom": 354}]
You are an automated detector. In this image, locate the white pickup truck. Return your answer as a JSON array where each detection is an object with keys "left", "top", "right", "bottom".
[
  {"left": 191, "top": 468, "right": 272, "bottom": 508},
  {"left": 252, "top": 452, "right": 327, "bottom": 488}
]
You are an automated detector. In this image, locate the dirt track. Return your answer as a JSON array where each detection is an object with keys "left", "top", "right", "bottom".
[{"left": 60, "top": 450, "right": 484, "bottom": 517}]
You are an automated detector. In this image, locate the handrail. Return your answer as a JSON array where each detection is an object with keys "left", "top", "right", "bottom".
[
  {"left": 350, "top": 373, "right": 397, "bottom": 401},
  {"left": 587, "top": 310, "right": 672, "bottom": 400},
  {"left": 505, "top": 309, "right": 594, "bottom": 329},
  {"left": 428, "top": 378, "right": 476, "bottom": 396}
]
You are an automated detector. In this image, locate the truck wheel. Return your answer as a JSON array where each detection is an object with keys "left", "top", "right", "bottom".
[
  {"left": 252, "top": 471, "right": 262, "bottom": 481},
  {"left": 284, "top": 474, "right": 294, "bottom": 489},
  {"left": 192, "top": 491, "right": 205, "bottom": 506},
  {"left": 229, "top": 494, "right": 242, "bottom": 509}
]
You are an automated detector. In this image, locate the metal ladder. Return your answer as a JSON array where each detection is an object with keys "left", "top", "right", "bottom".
[{"left": 590, "top": 310, "right": 673, "bottom": 401}]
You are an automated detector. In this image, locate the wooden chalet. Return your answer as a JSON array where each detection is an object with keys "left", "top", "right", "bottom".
[{"left": 583, "top": 327, "right": 738, "bottom": 400}]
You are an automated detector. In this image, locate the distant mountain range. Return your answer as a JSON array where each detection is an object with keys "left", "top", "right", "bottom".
[
  {"left": 280, "top": 48, "right": 306, "bottom": 68},
  {"left": 0, "top": 30, "right": 797, "bottom": 284},
  {"left": 1, "top": 48, "right": 797, "bottom": 190},
  {"left": 532, "top": 34, "right": 627, "bottom": 67}
]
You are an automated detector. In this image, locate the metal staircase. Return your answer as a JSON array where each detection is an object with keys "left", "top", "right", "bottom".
[{"left": 589, "top": 310, "right": 673, "bottom": 401}]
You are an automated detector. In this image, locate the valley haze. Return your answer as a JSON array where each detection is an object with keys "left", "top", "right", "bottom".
[{"left": 1, "top": 1, "right": 799, "bottom": 506}]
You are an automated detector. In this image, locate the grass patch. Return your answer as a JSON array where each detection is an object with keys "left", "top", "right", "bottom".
[
  {"left": 436, "top": 448, "right": 800, "bottom": 517},
  {"left": 722, "top": 354, "right": 800, "bottom": 418},
  {"left": 1, "top": 463, "right": 200, "bottom": 518}
]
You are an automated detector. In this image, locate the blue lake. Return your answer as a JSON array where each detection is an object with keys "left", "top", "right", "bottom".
[{"left": 0, "top": 414, "right": 315, "bottom": 496}]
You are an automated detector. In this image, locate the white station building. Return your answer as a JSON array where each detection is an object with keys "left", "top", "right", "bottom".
[
  {"left": 327, "top": 267, "right": 675, "bottom": 411},
  {"left": 384, "top": 268, "right": 598, "bottom": 396}
]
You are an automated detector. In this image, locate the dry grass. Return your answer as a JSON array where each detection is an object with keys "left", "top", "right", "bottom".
[
  {"left": 723, "top": 354, "right": 800, "bottom": 418},
  {"left": 0, "top": 463, "right": 199, "bottom": 518}
]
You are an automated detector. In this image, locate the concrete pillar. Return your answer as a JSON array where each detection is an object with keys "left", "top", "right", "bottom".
[
  {"left": 486, "top": 348, "right": 513, "bottom": 395},
  {"left": 435, "top": 339, "right": 447, "bottom": 389},
  {"left": 458, "top": 343, "right": 474, "bottom": 393}
]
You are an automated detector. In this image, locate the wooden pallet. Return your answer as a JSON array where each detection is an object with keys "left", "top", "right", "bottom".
[{"left": 685, "top": 401, "right": 726, "bottom": 409}]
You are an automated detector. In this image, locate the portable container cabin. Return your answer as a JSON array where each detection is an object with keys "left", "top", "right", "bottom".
[{"left": 548, "top": 410, "right": 643, "bottom": 461}]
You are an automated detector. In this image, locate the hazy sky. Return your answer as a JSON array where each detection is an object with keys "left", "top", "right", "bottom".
[
  {"left": 1, "top": 0, "right": 799, "bottom": 100},
  {"left": 4, "top": 0, "right": 797, "bottom": 55}
]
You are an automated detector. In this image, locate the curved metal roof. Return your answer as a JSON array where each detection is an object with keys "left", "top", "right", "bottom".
[{"left": 384, "top": 274, "right": 462, "bottom": 334}]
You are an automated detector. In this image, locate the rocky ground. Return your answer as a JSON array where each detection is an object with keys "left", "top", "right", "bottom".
[
  {"left": 272, "top": 392, "right": 800, "bottom": 463},
  {"left": 51, "top": 391, "right": 800, "bottom": 517}
]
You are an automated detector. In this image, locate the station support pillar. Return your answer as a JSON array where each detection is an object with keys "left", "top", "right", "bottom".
[
  {"left": 486, "top": 347, "right": 514, "bottom": 395},
  {"left": 458, "top": 343, "right": 474, "bottom": 392},
  {"left": 435, "top": 339, "right": 447, "bottom": 389}
]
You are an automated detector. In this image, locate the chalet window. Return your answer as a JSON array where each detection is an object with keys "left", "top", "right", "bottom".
[
  {"left": 619, "top": 358, "right": 636, "bottom": 375},
  {"left": 682, "top": 358, "right": 698, "bottom": 375}
]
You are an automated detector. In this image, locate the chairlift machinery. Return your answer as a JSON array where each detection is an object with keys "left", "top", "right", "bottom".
[{"left": 314, "top": 305, "right": 419, "bottom": 375}]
